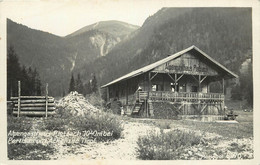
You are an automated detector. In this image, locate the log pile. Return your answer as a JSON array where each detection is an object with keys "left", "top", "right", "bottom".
[
  {"left": 9, "top": 81, "right": 55, "bottom": 117},
  {"left": 10, "top": 96, "right": 56, "bottom": 116}
]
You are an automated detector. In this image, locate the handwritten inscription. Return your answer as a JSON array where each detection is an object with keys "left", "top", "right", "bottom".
[{"left": 7, "top": 130, "right": 113, "bottom": 144}]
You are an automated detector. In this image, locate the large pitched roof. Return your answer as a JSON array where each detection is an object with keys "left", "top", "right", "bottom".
[{"left": 101, "top": 45, "right": 238, "bottom": 88}]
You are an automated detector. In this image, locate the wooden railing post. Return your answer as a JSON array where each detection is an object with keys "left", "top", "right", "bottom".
[
  {"left": 198, "top": 75, "right": 201, "bottom": 92},
  {"left": 17, "top": 81, "right": 21, "bottom": 117},
  {"left": 174, "top": 74, "right": 177, "bottom": 93},
  {"left": 45, "top": 83, "right": 48, "bottom": 118},
  {"left": 222, "top": 78, "right": 225, "bottom": 106}
]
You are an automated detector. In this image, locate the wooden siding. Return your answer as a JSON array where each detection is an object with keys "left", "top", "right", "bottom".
[
  {"left": 108, "top": 75, "right": 139, "bottom": 105},
  {"left": 153, "top": 52, "right": 218, "bottom": 76}
]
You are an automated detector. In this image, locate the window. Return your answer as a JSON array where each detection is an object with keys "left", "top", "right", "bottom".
[
  {"left": 171, "top": 83, "right": 175, "bottom": 92},
  {"left": 152, "top": 84, "right": 163, "bottom": 91},
  {"left": 179, "top": 83, "right": 186, "bottom": 92},
  {"left": 171, "top": 82, "right": 179, "bottom": 92},
  {"left": 152, "top": 85, "right": 157, "bottom": 91},
  {"left": 191, "top": 86, "right": 198, "bottom": 92}
]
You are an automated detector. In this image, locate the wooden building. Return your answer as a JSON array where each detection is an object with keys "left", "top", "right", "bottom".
[{"left": 101, "top": 45, "right": 238, "bottom": 120}]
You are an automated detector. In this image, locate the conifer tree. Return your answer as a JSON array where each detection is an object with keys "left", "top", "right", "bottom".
[
  {"left": 27, "top": 67, "right": 34, "bottom": 95},
  {"left": 32, "top": 68, "right": 38, "bottom": 95},
  {"left": 35, "top": 71, "right": 42, "bottom": 96},
  {"left": 21, "top": 66, "right": 30, "bottom": 95},
  {"left": 240, "top": 61, "right": 253, "bottom": 107},
  {"left": 85, "top": 81, "right": 92, "bottom": 95},
  {"left": 7, "top": 46, "right": 42, "bottom": 98},
  {"left": 69, "top": 74, "right": 75, "bottom": 92},
  {"left": 7, "top": 46, "right": 21, "bottom": 98},
  {"left": 76, "top": 73, "right": 84, "bottom": 94}
]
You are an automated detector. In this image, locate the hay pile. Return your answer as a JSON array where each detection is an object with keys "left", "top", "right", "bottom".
[{"left": 57, "top": 91, "right": 101, "bottom": 117}]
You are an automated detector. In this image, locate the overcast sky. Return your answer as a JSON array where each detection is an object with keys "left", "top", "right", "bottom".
[
  {"left": 1, "top": 0, "right": 256, "bottom": 36},
  {"left": 1, "top": 0, "right": 177, "bottom": 36}
]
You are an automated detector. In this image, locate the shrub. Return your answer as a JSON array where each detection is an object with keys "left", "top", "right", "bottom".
[
  {"left": 154, "top": 120, "right": 172, "bottom": 129},
  {"left": 54, "top": 106, "right": 72, "bottom": 118},
  {"left": 39, "top": 106, "right": 71, "bottom": 131},
  {"left": 43, "top": 107, "right": 123, "bottom": 141},
  {"left": 71, "top": 112, "right": 123, "bottom": 141},
  {"left": 137, "top": 129, "right": 201, "bottom": 160},
  {"left": 228, "top": 142, "right": 247, "bottom": 153},
  {"left": 41, "top": 117, "right": 68, "bottom": 131},
  {"left": 7, "top": 116, "right": 32, "bottom": 132},
  {"left": 109, "top": 100, "right": 121, "bottom": 115},
  {"left": 8, "top": 143, "right": 54, "bottom": 160},
  {"left": 86, "top": 92, "right": 105, "bottom": 109}
]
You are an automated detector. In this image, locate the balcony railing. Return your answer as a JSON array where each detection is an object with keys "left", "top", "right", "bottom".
[{"left": 138, "top": 91, "right": 224, "bottom": 102}]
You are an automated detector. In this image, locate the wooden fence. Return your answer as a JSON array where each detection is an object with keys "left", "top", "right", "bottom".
[{"left": 10, "top": 81, "right": 55, "bottom": 117}]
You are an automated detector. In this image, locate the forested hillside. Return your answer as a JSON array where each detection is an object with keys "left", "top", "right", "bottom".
[
  {"left": 7, "top": 19, "right": 139, "bottom": 96},
  {"left": 7, "top": 8, "right": 252, "bottom": 105},
  {"left": 7, "top": 19, "right": 73, "bottom": 96},
  {"left": 76, "top": 8, "right": 252, "bottom": 105},
  {"left": 7, "top": 46, "right": 42, "bottom": 100}
]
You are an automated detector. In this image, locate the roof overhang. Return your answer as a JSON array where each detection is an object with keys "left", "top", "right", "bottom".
[{"left": 101, "top": 45, "right": 238, "bottom": 88}]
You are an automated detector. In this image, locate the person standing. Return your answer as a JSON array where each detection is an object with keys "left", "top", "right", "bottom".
[{"left": 116, "top": 98, "right": 123, "bottom": 115}]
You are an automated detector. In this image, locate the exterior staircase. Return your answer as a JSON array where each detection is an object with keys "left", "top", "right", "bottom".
[
  {"left": 132, "top": 102, "right": 143, "bottom": 115},
  {"left": 131, "top": 90, "right": 154, "bottom": 116},
  {"left": 131, "top": 100, "right": 155, "bottom": 117}
]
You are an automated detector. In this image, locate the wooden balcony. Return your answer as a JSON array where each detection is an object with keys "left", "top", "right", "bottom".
[{"left": 138, "top": 91, "right": 224, "bottom": 102}]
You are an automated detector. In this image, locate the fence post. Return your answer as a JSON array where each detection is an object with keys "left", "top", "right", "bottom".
[
  {"left": 45, "top": 83, "right": 48, "bottom": 118},
  {"left": 18, "top": 81, "right": 21, "bottom": 117}
]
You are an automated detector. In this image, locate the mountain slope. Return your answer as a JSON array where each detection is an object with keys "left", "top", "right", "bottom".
[
  {"left": 77, "top": 8, "right": 252, "bottom": 87},
  {"left": 64, "top": 20, "right": 139, "bottom": 70},
  {"left": 64, "top": 21, "right": 140, "bottom": 70},
  {"left": 66, "top": 20, "right": 139, "bottom": 40},
  {"left": 7, "top": 19, "right": 75, "bottom": 96},
  {"left": 7, "top": 19, "right": 139, "bottom": 96},
  {"left": 7, "top": 8, "right": 251, "bottom": 96}
]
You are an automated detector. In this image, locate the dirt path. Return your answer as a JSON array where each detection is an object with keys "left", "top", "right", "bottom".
[
  {"left": 27, "top": 118, "right": 253, "bottom": 160},
  {"left": 49, "top": 121, "right": 159, "bottom": 160}
]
